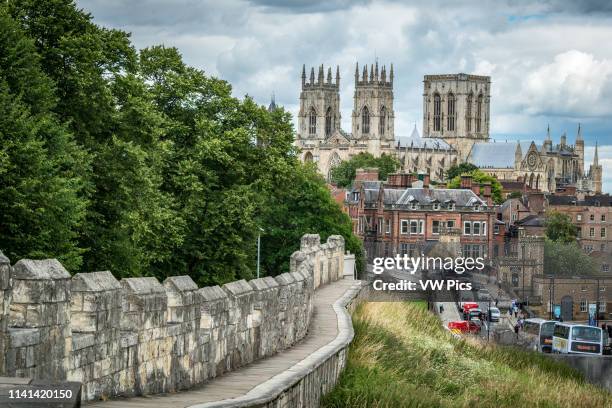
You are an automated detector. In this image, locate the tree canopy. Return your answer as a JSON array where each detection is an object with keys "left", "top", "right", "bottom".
[
  {"left": 445, "top": 162, "right": 478, "bottom": 180},
  {"left": 0, "top": 0, "right": 364, "bottom": 284},
  {"left": 447, "top": 169, "right": 503, "bottom": 204},
  {"left": 329, "top": 152, "right": 399, "bottom": 188},
  {"left": 544, "top": 210, "right": 577, "bottom": 243},
  {"left": 543, "top": 239, "right": 597, "bottom": 277}
]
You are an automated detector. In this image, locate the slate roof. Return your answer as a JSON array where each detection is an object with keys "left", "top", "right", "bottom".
[
  {"left": 469, "top": 141, "right": 540, "bottom": 169},
  {"left": 515, "top": 214, "right": 545, "bottom": 227},
  {"left": 396, "top": 126, "right": 453, "bottom": 150},
  {"left": 363, "top": 187, "right": 487, "bottom": 207}
]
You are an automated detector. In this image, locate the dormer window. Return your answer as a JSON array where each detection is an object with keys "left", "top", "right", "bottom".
[
  {"left": 410, "top": 201, "right": 418, "bottom": 210},
  {"left": 432, "top": 203, "right": 440, "bottom": 211},
  {"left": 448, "top": 203, "right": 455, "bottom": 210}
]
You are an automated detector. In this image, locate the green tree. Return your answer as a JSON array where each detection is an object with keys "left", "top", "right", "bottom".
[
  {"left": 544, "top": 239, "right": 597, "bottom": 276},
  {"left": 545, "top": 210, "right": 577, "bottom": 243},
  {"left": 447, "top": 169, "right": 503, "bottom": 204},
  {"left": 445, "top": 162, "right": 477, "bottom": 180},
  {"left": 0, "top": 8, "right": 88, "bottom": 270},
  {"left": 330, "top": 152, "right": 399, "bottom": 187}
]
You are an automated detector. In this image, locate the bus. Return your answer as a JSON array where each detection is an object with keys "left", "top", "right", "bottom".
[
  {"left": 522, "top": 318, "right": 556, "bottom": 353},
  {"left": 552, "top": 323, "right": 603, "bottom": 355}
]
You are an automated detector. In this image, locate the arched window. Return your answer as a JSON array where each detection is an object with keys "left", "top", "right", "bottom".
[
  {"left": 362, "top": 106, "right": 370, "bottom": 134},
  {"left": 309, "top": 107, "right": 317, "bottom": 135},
  {"left": 304, "top": 152, "right": 313, "bottom": 162},
  {"left": 433, "top": 93, "right": 441, "bottom": 132},
  {"left": 447, "top": 93, "right": 455, "bottom": 131},
  {"left": 379, "top": 106, "right": 386, "bottom": 136},
  {"left": 325, "top": 107, "right": 332, "bottom": 137},
  {"left": 476, "top": 93, "right": 483, "bottom": 133},
  {"left": 466, "top": 93, "right": 473, "bottom": 132}
]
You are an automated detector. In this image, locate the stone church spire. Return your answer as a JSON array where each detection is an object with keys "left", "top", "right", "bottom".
[
  {"left": 302, "top": 64, "right": 306, "bottom": 87},
  {"left": 594, "top": 141, "right": 599, "bottom": 166},
  {"left": 336, "top": 65, "right": 340, "bottom": 87},
  {"left": 576, "top": 123, "right": 583, "bottom": 141}
]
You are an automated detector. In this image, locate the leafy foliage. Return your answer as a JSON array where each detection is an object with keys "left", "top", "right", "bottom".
[
  {"left": 545, "top": 210, "right": 577, "bottom": 243},
  {"left": 447, "top": 169, "right": 504, "bottom": 204},
  {"left": 543, "top": 239, "right": 597, "bottom": 277},
  {"left": 0, "top": 1, "right": 364, "bottom": 283},
  {"left": 445, "top": 162, "right": 477, "bottom": 180},
  {"left": 329, "top": 152, "right": 399, "bottom": 188}
]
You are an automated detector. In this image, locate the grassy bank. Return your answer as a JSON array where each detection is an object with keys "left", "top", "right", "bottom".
[{"left": 323, "top": 302, "right": 612, "bottom": 408}]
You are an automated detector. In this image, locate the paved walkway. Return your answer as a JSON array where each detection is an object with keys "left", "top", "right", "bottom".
[{"left": 88, "top": 278, "right": 356, "bottom": 407}]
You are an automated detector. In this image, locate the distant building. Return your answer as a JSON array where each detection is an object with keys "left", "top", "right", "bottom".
[
  {"left": 294, "top": 66, "right": 603, "bottom": 195},
  {"left": 345, "top": 173, "right": 498, "bottom": 262}
]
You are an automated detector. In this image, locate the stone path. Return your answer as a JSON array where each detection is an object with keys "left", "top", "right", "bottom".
[{"left": 87, "top": 278, "right": 356, "bottom": 408}]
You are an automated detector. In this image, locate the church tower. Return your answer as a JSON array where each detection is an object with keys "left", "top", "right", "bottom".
[
  {"left": 590, "top": 142, "right": 603, "bottom": 194},
  {"left": 351, "top": 62, "right": 395, "bottom": 154},
  {"left": 297, "top": 64, "right": 341, "bottom": 141},
  {"left": 575, "top": 123, "right": 584, "bottom": 182},
  {"left": 422, "top": 74, "right": 491, "bottom": 161}
]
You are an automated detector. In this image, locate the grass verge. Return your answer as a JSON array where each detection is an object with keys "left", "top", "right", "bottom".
[{"left": 322, "top": 301, "right": 612, "bottom": 408}]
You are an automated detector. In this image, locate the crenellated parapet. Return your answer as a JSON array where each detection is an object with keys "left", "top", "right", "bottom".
[{"left": 0, "top": 234, "right": 345, "bottom": 401}]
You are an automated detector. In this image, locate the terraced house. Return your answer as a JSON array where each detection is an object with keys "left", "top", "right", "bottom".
[{"left": 346, "top": 172, "right": 499, "bottom": 262}]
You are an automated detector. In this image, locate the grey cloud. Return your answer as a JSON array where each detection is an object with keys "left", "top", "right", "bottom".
[{"left": 245, "top": 0, "right": 370, "bottom": 13}]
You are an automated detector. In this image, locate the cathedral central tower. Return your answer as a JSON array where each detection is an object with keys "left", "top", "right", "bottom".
[
  {"left": 297, "top": 64, "right": 341, "bottom": 141},
  {"left": 422, "top": 74, "right": 490, "bottom": 160}
]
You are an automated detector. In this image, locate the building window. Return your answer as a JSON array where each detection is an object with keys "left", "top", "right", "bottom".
[
  {"left": 590, "top": 214, "right": 595, "bottom": 221},
  {"left": 589, "top": 227, "right": 595, "bottom": 237},
  {"left": 476, "top": 93, "right": 483, "bottom": 133},
  {"left": 494, "top": 224, "right": 500, "bottom": 234},
  {"left": 401, "top": 220, "right": 409, "bottom": 234},
  {"left": 386, "top": 219, "right": 391, "bottom": 234},
  {"left": 577, "top": 214, "right": 582, "bottom": 221},
  {"left": 432, "top": 203, "right": 440, "bottom": 210},
  {"left": 362, "top": 106, "right": 370, "bottom": 134},
  {"left": 464, "top": 221, "right": 471, "bottom": 235},
  {"left": 600, "top": 301, "right": 607, "bottom": 312},
  {"left": 576, "top": 227, "right": 582, "bottom": 237},
  {"left": 447, "top": 93, "right": 455, "bottom": 131},
  {"left": 379, "top": 106, "right": 386, "bottom": 136},
  {"left": 473, "top": 222, "right": 481, "bottom": 235},
  {"left": 603, "top": 264, "right": 610, "bottom": 272},
  {"left": 325, "top": 107, "right": 332, "bottom": 137},
  {"left": 466, "top": 93, "right": 473, "bottom": 132},
  {"left": 410, "top": 201, "right": 418, "bottom": 210},
  {"left": 447, "top": 220, "right": 455, "bottom": 228},
  {"left": 433, "top": 93, "right": 441, "bottom": 132},
  {"left": 433, "top": 220, "right": 440, "bottom": 234},
  {"left": 602, "top": 214, "right": 606, "bottom": 222},
  {"left": 400, "top": 243, "right": 408, "bottom": 255},
  {"left": 482, "top": 221, "right": 487, "bottom": 236},
  {"left": 378, "top": 217, "right": 383, "bottom": 234},
  {"left": 580, "top": 299, "right": 587, "bottom": 313},
  {"left": 410, "top": 220, "right": 419, "bottom": 234},
  {"left": 448, "top": 203, "right": 455, "bottom": 210},
  {"left": 309, "top": 107, "right": 317, "bottom": 135},
  {"left": 601, "top": 228, "right": 606, "bottom": 238}
]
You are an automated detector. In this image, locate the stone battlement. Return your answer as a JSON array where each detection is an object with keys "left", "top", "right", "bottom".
[{"left": 0, "top": 234, "right": 345, "bottom": 401}]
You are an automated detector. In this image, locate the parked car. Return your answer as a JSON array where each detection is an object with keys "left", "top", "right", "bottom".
[{"left": 488, "top": 307, "right": 501, "bottom": 322}]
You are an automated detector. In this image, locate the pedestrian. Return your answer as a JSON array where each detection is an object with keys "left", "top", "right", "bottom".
[
  {"left": 514, "top": 323, "right": 519, "bottom": 338},
  {"left": 439, "top": 304, "right": 444, "bottom": 314}
]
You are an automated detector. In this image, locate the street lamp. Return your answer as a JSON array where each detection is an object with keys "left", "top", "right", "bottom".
[{"left": 257, "top": 227, "right": 264, "bottom": 279}]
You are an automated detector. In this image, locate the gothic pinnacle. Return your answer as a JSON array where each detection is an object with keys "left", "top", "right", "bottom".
[
  {"left": 302, "top": 64, "right": 306, "bottom": 86},
  {"left": 336, "top": 65, "right": 340, "bottom": 86},
  {"left": 327, "top": 67, "right": 332, "bottom": 84},
  {"left": 370, "top": 64, "right": 374, "bottom": 82},
  {"left": 355, "top": 62, "right": 359, "bottom": 82},
  {"left": 310, "top": 67, "right": 315, "bottom": 84}
]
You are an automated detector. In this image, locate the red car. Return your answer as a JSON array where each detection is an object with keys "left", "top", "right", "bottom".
[{"left": 448, "top": 320, "right": 481, "bottom": 334}]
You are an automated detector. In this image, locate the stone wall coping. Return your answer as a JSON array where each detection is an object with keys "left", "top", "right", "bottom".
[
  {"left": 72, "top": 271, "right": 121, "bottom": 292},
  {"left": 163, "top": 275, "right": 198, "bottom": 292},
  {"left": 121, "top": 276, "right": 165, "bottom": 294},
  {"left": 198, "top": 285, "right": 227, "bottom": 302},
  {"left": 248, "top": 278, "right": 271, "bottom": 291},
  {"left": 12, "top": 259, "right": 70, "bottom": 280},
  {"left": 222, "top": 279, "right": 253, "bottom": 296},
  {"left": 187, "top": 281, "right": 363, "bottom": 408},
  {"left": 274, "top": 273, "right": 295, "bottom": 286}
]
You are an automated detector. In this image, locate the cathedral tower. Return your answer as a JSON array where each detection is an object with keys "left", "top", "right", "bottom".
[
  {"left": 422, "top": 74, "right": 491, "bottom": 161},
  {"left": 351, "top": 62, "right": 395, "bottom": 153},
  {"left": 575, "top": 123, "right": 584, "bottom": 181},
  {"left": 297, "top": 64, "right": 341, "bottom": 141},
  {"left": 591, "top": 142, "right": 603, "bottom": 194}
]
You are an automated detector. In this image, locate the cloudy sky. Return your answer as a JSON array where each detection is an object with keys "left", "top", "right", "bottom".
[{"left": 78, "top": 0, "right": 612, "bottom": 192}]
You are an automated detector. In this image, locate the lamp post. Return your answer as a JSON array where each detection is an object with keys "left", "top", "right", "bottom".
[{"left": 257, "top": 227, "right": 264, "bottom": 279}]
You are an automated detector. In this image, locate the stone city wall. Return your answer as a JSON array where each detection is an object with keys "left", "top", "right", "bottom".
[{"left": 0, "top": 234, "right": 345, "bottom": 401}]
